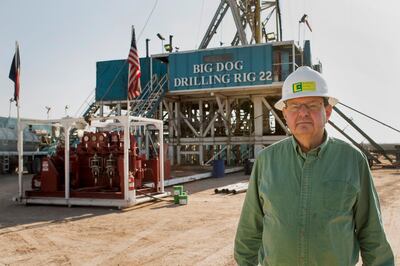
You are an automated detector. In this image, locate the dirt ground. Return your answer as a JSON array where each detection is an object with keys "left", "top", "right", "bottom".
[{"left": 0, "top": 168, "right": 399, "bottom": 265}]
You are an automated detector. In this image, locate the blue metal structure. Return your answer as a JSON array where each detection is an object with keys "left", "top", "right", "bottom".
[
  {"left": 169, "top": 44, "right": 273, "bottom": 91},
  {"left": 94, "top": 41, "right": 312, "bottom": 101},
  {"left": 95, "top": 58, "right": 167, "bottom": 102},
  {"left": 83, "top": 40, "right": 316, "bottom": 166}
]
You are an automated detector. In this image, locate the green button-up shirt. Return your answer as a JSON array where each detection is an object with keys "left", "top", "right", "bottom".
[{"left": 234, "top": 134, "right": 394, "bottom": 266}]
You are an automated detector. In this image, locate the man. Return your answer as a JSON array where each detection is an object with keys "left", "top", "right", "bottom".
[{"left": 234, "top": 66, "right": 394, "bottom": 265}]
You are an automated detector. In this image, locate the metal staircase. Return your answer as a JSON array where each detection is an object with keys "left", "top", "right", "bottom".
[
  {"left": 130, "top": 74, "right": 168, "bottom": 118},
  {"left": 78, "top": 73, "right": 167, "bottom": 120},
  {"left": 83, "top": 101, "right": 100, "bottom": 120}
]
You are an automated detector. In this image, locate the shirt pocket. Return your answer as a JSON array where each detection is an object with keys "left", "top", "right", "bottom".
[{"left": 322, "top": 180, "right": 358, "bottom": 213}]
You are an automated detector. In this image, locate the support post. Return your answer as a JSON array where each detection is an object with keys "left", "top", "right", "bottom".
[
  {"left": 123, "top": 116, "right": 132, "bottom": 202},
  {"left": 145, "top": 127, "right": 150, "bottom": 160},
  {"left": 167, "top": 101, "right": 175, "bottom": 165},
  {"left": 227, "top": 0, "right": 248, "bottom": 45},
  {"left": 262, "top": 97, "right": 288, "bottom": 134},
  {"left": 158, "top": 121, "right": 164, "bottom": 193},
  {"left": 17, "top": 120, "right": 23, "bottom": 200},
  {"left": 199, "top": 100, "right": 204, "bottom": 164},
  {"left": 252, "top": 96, "right": 264, "bottom": 156},
  {"left": 64, "top": 124, "right": 71, "bottom": 204},
  {"left": 225, "top": 98, "right": 231, "bottom": 164},
  {"left": 175, "top": 102, "right": 181, "bottom": 165}
]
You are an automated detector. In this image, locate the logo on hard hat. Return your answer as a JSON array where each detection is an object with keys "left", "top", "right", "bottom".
[{"left": 292, "top": 81, "right": 316, "bottom": 93}]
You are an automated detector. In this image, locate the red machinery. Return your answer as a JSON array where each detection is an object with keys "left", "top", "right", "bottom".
[{"left": 28, "top": 131, "right": 160, "bottom": 199}]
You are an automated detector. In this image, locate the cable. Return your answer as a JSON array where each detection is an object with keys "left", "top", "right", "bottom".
[
  {"left": 76, "top": 0, "right": 159, "bottom": 117},
  {"left": 137, "top": 0, "right": 159, "bottom": 42},
  {"left": 195, "top": 0, "right": 206, "bottom": 49},
  {"left": 338, "top": 102, "right": 400, "bottom": 134}
]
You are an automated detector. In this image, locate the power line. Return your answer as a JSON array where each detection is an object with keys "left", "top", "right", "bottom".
[{"left": 75, "top": 0, "right": 159, "bottom": 117}]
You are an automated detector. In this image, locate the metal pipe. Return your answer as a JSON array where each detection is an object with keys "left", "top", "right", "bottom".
[
  {"left": 233, "top": 187, "right": 248, "bottom": 194},
  {"left": 17, "top": 120, "right": 23, "bottom": 200},
  {"left": 254, "top": 0, "right": 261, "bottom": 43},
  {"left": 145, "top": 38, "right": 150, "bottom": 58},
  {"left": 159, "top": 121, "right": 164, "bottom": 193},
  {"left": 123, "top": 116, "right": 130, "bottom": 202},
  {"left": 276, "top": 0, "right": 282, "bottom": 41}
]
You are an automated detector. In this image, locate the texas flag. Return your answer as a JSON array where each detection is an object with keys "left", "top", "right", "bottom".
[{"left": 9, "top": 42, "right": 21, "bottom": 105}]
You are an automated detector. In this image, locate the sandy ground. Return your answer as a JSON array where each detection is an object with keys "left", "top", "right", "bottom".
[{"left": 0, "top": 168, "right": 399, "bottom": 265}]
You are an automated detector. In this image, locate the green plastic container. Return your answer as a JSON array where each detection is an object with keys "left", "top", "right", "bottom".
[
  {"left": 179, "top": 192, "right": 188, "bottom": 205},
  {"left": 173, "top": 185, "right": 184, "bottom": 204},
  {"left": 173, "top": 185, "right": 183, "bottom": 196},
  {"left": 174, "top": 194, "right": 180, "bottom": 204}
]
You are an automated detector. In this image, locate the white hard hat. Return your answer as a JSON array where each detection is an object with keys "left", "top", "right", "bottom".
[{"left": 274, "top": 66, "right": 339, "bottom": 110}]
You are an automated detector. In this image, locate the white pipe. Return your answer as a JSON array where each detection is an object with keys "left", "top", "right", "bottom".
[
  {"left": 123, "top": 116, "right": 130, "bottom": 202},
  {"left": 145, "top": 127, "right": 149, "bottom": 160},
  {"left": 17, "top": 119, "right": 23, "bottom": 200},
  {"left": 64, "top": 125, "right": 71, "bottom": 204},
  {"left": 159, "top": 122, "right": 164, "bottom": 193}
]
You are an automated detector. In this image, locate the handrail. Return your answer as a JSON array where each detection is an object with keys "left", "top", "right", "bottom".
[
  {"left": 132, "top": 74, "right": 168, "bottom": 117},
  {"left": 75, "top": 89, "right": 96, "bottom": 117}
]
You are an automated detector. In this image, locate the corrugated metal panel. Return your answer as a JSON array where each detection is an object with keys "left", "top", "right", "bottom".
[
  {"left": 169, "top": 44, "right": 273, "bottom": 92},
  {"left": 0, "top": 128, "right": 15, "bottom": 141},
  {"left": 95, "top": 58, "right": 167, "bottom": 101},
  {"left": 281, "top": 51, "right": 291, "bottom": 80},
  {"left": 0, "top": 117, "right": 17, "bottom": 129},
  {"left": 0, "top": 128, "right": 40, "bottom": 152},
  {"left": 303, "top": 40, "right": 312, "bottom": 67}
]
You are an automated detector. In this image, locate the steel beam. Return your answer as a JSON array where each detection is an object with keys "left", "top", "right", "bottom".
[
  {"left": 328, "top": 120, "right": 381, "bottom": 164},
  {"left": 179, "top": 111, "right": 199, "bottom": 137},
  {"left": 261, "top": 97, "right": 289, "bottom": 134},
  {"left": 199, "top": 0, "right": 230, "bottom": 49},
  {"left": 227, "top": 0, "right": 248, "bottom": 45},
  {"left": 333, "top": 106, "right": 392, "bottom": 163}
]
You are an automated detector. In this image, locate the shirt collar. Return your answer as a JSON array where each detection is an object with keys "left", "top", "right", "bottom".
[{"left": 291, "top": 130, "right": 329, "bottom": 159}]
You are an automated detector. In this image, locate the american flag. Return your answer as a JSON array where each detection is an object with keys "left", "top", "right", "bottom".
[
  {"left": 127, "top": 27, "right": 141, "bottom": 100},
  {"left": 9, "top": 42, "right": 21, "bottom": 105}
]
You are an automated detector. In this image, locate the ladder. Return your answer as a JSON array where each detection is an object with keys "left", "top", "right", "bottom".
[
  {"left": 1, "top": 155, "right": 10, "bottom": 173},
  {"left": 79, "top": 74, "right": 167, "bottom": 120},
  {"left": 83, "top": 102, "right": 100, "bottom": 120}
]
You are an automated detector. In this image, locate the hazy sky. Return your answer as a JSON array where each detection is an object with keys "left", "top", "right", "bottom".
[{"left": 1, "top": 0, "right": 399, "bottom": 143}]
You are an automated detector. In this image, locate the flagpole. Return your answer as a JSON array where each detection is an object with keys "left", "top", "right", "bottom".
[
  {"left": 16, "top": 41, "right": 23, "bottom": 201},
  {"left": 124, "top": 26, "right": 134, "bottom": 202},
  {"left": 125, "top": 39, "right": 130, "bottom": 201},
  {"left": 127, "top": 25, "right": 134, "bottom": 118}
]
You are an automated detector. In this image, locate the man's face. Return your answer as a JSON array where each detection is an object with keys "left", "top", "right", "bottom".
[{"left": 282, "top": 96, "right": 332, "bottom": 140}]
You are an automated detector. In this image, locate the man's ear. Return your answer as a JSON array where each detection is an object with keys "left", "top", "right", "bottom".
[
  {"left": 282, "top": 109, "right": 287, "bottom": 120},
  {"left": 325, "top": 105, "right": 333, "bottom": 121}
]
